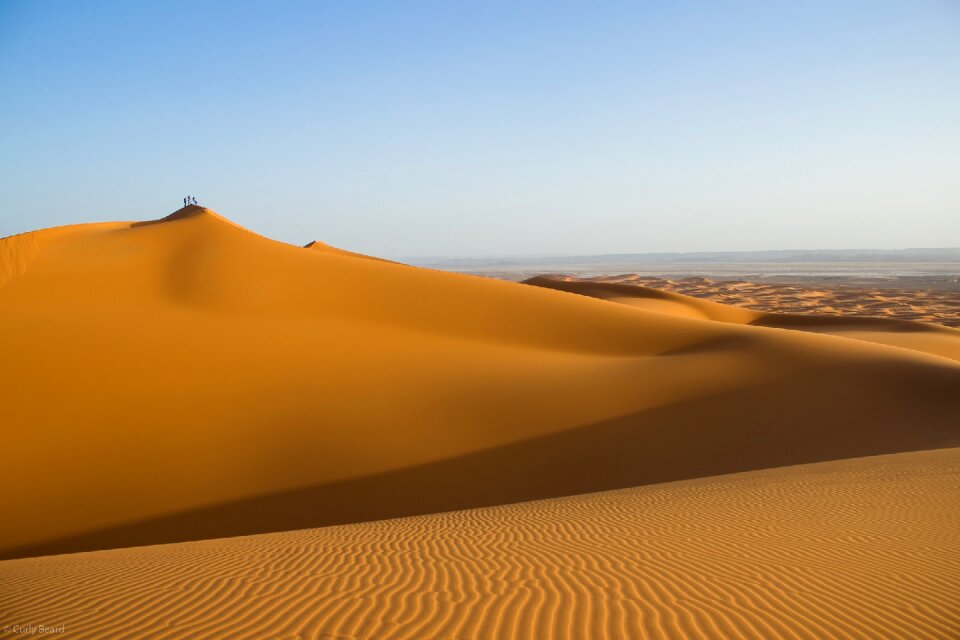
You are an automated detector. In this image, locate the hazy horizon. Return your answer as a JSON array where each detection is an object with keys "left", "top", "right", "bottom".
[
  {"left": 403, "top": 246, "right": 960, "bottom": 262},
  {"left": 2, "top": 1, "right": 959, "bottom": 257}
]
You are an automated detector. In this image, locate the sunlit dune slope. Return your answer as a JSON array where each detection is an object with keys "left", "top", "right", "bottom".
[
  {"left": 525, "top": 275, "right": 960, "bottom": 362},
  {"left": 3, "top": 449, "right": 958, "bottom": 640},
  {"left": 2, "top": 206, "right": 959, "bottom": 558},
  {"left": 304, "top": 239, "right": 397, "bottom": 263}
]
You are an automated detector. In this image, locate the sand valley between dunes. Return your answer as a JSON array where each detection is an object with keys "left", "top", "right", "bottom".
[{"left": 1, "top": 207, "right": 959, "bottom": 639}]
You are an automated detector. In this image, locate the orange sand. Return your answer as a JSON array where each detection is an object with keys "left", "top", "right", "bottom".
[
  {"left": 1, "top": 207, "right": 959, "bottom": 562},
  {"left": 525, "top": 275, "right": 960, "bottom": 363},
  {"left": 303, "top": 239, "right": 398, "bottom": 263},
  {"left": 2, "top": 449, "right": 958, "bottom": 639},
  {"left": 552, "top": 274, "right": 960, "bottom": 327}
]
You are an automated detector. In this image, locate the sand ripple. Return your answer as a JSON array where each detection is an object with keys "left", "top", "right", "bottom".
[{"left": 3, "top": 448, "right": 958, "bottom": 639}]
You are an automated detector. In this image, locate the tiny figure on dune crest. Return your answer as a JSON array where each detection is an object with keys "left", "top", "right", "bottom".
[{"left": 182, "top": 195, "right": 199, "bottom": 207}]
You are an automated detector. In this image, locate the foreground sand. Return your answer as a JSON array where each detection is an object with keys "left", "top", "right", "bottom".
[
  {"left": 1, "top": 207, "right": 959, "bottom": 559},
  {"left": 2, "top": 448, "right": 958, "bottom": 639}
]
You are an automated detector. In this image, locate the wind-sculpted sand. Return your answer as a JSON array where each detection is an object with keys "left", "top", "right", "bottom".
[
  {"left": 526, "top": 275, "right": 960, "bottom": 363},
  {"left": 2, "top": 449, "right": 958, "bottom": 639},
  {"left": 547, "top": 273, "right": 960, "bottom": 327},
  {"left": 1, "top": 207, "right": 959, "bottom": 562}
]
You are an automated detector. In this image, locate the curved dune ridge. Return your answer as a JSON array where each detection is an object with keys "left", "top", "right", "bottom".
[
  {"left": 1, "top": 206, "right": 959, "bottom": 559},
  {"left": 303, "top": 239, "right": 398, "bottom": 264},
  {"left": 524, "top": 276, "right": 960, "bottom": 362},
  {"left": 534, "top": 273, "right": 960, "bottom": 328},
  {"left": 2, "top": 449, "right": 958, "bottom": 639}
]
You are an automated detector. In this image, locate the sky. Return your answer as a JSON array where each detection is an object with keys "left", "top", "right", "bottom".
[{"left": 1, "top": 1, "right": 958, "bottom": 258}]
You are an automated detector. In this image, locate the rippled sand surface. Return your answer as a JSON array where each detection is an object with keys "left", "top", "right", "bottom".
[
  {"left": 2, "top": 208, "right": 958, "bottom": 639},
  {"left": 2, "top": 449, "right": 958, "bottom": 639}
]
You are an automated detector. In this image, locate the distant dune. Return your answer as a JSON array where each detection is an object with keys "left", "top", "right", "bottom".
[
  {"left": 3, "top": 449, "right": 958, "bottom": 639},
  {"left": 1, "top": 206, "right": 958, "bottom": 561},
  {"left": 530, "top": 273, "right": 960, "bottom": 325},
  {"left": 525, "top": 275, "right": 960, "bottom": 362}
]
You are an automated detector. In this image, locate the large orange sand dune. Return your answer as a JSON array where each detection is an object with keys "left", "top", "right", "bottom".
[
  {"left": 1, "top": 207, "right": 959, "bottom": 560},
  {"left": 2, "top": 449, "right": 958, "bottom": 639}
]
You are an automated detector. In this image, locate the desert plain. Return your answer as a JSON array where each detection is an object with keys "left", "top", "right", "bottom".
[{"left": 1, "top": 207, "right": 958, "bottom": 639}]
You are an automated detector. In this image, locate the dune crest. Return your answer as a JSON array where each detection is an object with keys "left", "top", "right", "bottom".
[
  {"left": 136, "top": 204, "right": 245, "bottom": 227},
  {"left": 2, "top": 208, "right": 959, "bottom": 559},
  {"left": 304, "top": 239, "right": 397, "bottom": 264},
  {"left": 525, "top": 275, "right": 960, "bottom": 362},
  {"left": 0, "top": 231, "right": 40, "bottom": 288}
]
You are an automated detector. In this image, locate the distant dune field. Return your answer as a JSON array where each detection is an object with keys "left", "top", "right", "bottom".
[
  {"left": 524, "top": 276, "right": 960, "bottom": 361},
  {"left": 2, "top": 449, "right": 958, "bottom": 639},
  {"left": 528, "top": 273, "right": 960, "bottom": 327},
  {"left": 1, "top": 207, "right": 959, "bottom": 638}
]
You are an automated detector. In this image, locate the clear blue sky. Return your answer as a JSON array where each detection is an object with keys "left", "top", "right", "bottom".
[{"left": 2, "top": 1, "right": 958, "bottom": 257}]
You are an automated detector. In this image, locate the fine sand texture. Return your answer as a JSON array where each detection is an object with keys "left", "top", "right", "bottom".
[
  {"left": 2, "top": 448, "right": 958, "bottom": 639},
  {"left": 2, "top": 207, "right": 959, "bottom": 560}
]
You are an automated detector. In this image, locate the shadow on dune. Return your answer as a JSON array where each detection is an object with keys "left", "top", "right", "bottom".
[
  {"left": 130, "top": 206, "right": 206, "bottom": 228},
  {"left": 524, "top": 277, "right": 681, "bottom": 302},
  {"left": 5, "top": 360, "right": 958, "bottom": 561},
  {"left": 749, "top": 313, "right": 934, "bottom": 333},
  {"left": 526, "top": 275, "right": 951, "bottom": 334}
]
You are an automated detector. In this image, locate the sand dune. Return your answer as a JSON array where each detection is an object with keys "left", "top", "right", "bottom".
[
  {"left": 2, "top": 449, "right": 958, "bottom": 639},
  {"left": 2, "top": 207, "right": 959, "bottom": 560},
  {"left": 545, "top": 274, "right": 960, "bottom": 327},
  {"left": 525, "top": 276, "right": 960, "bottom": 362},
  {"left": 303, "top": 239, "right": 397, "bottom": 263}
]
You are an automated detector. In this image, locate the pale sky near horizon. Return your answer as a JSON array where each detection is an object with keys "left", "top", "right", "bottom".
[{"left": 1, "top": 1, "right": 958, "bottom": 258}]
